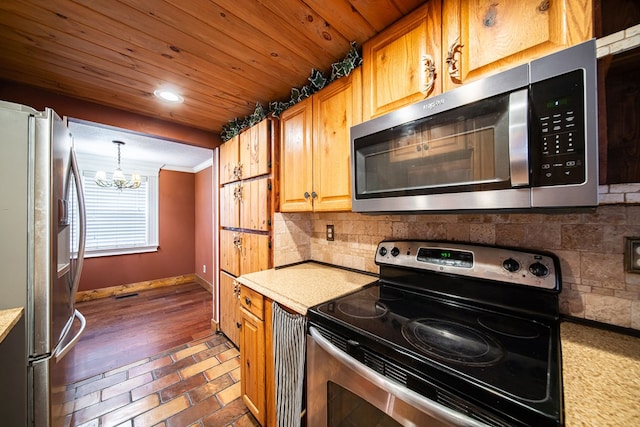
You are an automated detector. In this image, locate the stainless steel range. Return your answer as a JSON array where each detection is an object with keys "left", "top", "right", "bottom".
[{"left": 306, "top": 240, "right": 563, "bottom": 427}]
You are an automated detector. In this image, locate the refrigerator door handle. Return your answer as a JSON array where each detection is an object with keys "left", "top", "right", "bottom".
[
  {"left": 70, "top": 146, "right": 86, "bottom": 298},
  {"left": 55, "top": 309, "right": 86, "bottom": 362}
]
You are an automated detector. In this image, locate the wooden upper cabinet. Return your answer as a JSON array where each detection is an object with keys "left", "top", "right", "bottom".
[
  {"left": 220, "top": 182, "right": 241, "bottom": 229},
  {"left": 240, "top": 232, "right": 271, "bottom": 275},
  {"left": 239, "top": 119, "right": 271, "bottom": 180},
  {"left": 241, "top": 178, "right": 271, "bottom": 231},
  {"left": 220, "top": 135, "right": 239, "bottom": 185},
  {"left": 221, "top": 178, "right": 270, "bottom": 231},
  {"left": 442, "top": 0, "right": 593, "bottom": 91},
  {"left": 220, "top": 229, "right": 270, "bottom": 277},
  {"left": 362, "top": 1, "right": 442, "bottom": 120},
  {"left": 280, "top": 68, "right": 361, "bottom": 212},
  {"left": 220, "top": 229, "right": 241, "bottom": 277},
  {"left": 280, "top": 97, "right": 315, "bottom": 212},
  {"left": 312, "top": 67, "right": 361, "bottom": 212}
]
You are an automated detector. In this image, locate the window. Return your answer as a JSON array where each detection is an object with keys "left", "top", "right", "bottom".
[{"left": 71, "top": 158, "right": 159, "bottom": 257}]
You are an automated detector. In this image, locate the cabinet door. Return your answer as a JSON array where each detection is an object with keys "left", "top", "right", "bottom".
[
  {"left": 219, "top": 271, "right": 241, "bottom": 347},
  {"left": 241, "top": 178, "right": 270, "bottom": 231},
  {"left": 220, "top": 183, "right": 241, "bottom": 228},
  {"left": 312, "top": 68, "right": 362, "bottom": 212},
  {"left": 240, "top": 233, "right": 270, "bottom": 275},
  {"left": 240, "top": 308, "right": 266, "bottom": 426},
  {"left": 362, "top": 1, "right": 442, "bottom": 120},
  {"left": 240, "top": 119, "right": 271, "bottom": 179},
  {"left": 442, "top": 0, "right": 593, "bottom": 90},
  {"left": 219, "top": 135, "right": 239, "bottom": 184},
  {"left": 279, "top": 97, "right": 314, "bottom": 212},
  {"left": 219, "top": 229, "right": 240, "bottom": 276}
]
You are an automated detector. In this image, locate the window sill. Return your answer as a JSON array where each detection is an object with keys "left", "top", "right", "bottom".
[{"left": 81, "top": 246, "right": 159, "bottom": 258}]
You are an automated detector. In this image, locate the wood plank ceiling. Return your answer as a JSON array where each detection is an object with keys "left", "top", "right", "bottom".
[{"left": 0, "top": 0, "right": 425, "bottom": 138}]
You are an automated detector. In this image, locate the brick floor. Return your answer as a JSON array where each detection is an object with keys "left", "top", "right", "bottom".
[{"left": 62, "top": 333, "right": 259, "bottom": 427}]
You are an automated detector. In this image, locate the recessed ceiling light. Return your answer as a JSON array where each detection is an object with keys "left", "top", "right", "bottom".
[{"left": 154, "top": 89, "right": 184, "bottom": 103}]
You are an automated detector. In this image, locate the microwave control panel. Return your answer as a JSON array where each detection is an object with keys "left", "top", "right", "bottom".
[{"left": 530, "top": 69, "right": 586, "bottom": 187}]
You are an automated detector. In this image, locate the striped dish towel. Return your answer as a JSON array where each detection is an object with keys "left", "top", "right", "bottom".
[{"left": 272, "top": 302, "right": 308, "bottom": 427}]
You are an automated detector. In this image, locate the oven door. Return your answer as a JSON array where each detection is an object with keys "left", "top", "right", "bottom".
[{"left": 306, "top": 327, "right": 488, "bottom": 427}]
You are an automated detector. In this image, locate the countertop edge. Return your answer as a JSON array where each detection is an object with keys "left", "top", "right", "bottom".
[
  {"left": 237, "top": 275, "right": 310, "bottom": 315},
  {"left": 0, "top": 307, "right": 24, "bottom": 344},
  {"left": 236, "top": 262, "right": 377, "bottom": 315}
]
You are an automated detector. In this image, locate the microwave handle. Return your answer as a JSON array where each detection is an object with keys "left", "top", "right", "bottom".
[{"left": 508, "top": 89, "right": 530, "bottom": 187}]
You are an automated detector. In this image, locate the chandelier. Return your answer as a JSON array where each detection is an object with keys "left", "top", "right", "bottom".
[{"left": 95, "top": 140, "right": 141, "bottom": 190}]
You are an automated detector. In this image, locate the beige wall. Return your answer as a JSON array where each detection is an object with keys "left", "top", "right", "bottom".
[{"left": 274, "top": 198, "right": 640, "bottom": 331}]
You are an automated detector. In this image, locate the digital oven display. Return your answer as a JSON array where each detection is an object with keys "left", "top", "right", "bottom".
[{"left": 417, "top": 248, "right": 473, "bottom": 268}]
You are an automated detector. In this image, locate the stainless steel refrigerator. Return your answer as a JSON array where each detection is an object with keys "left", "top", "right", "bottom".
[{"left": 0, "top": 100, "right": 86, "bottom": 426}]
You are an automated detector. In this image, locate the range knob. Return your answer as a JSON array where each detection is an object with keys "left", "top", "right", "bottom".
[
  {"left": 390, "top": 247, "right": 400, "bottom": 257},
  {"left": 503, "top": 258, "right": 520, "bottom": 272},
  {"left": 529, "top": 262, "right": 549, "bottom": 277},
  {"left": 378, "top": 247, "right": 388, "bottom": 257}
]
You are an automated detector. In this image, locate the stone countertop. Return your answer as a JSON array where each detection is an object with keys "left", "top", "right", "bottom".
[
  {"left": 561, "top": 320, "right": 640, "bottom": 426},
  {"left": 0, "top": 307, "right": 24, "bottom": 344},
  {"left": 236, "top": 262, "right": 377, "bottom": 314},
  {"left": 238, "top": 263, "right": 640, "bottom": 425}
]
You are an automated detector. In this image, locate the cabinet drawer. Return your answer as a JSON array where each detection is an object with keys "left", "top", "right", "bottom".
[{"left": 240, "top": 286, "right": 264, "bottom": 320}]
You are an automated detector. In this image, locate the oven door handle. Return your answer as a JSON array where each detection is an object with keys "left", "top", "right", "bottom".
[{"left": 309, "top": 326, "right": 489, "bottom": 427}]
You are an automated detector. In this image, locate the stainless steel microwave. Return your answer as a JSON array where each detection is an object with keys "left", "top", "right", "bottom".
[{"left": 351, "top": 39, "right": 598, "bottom": 213}]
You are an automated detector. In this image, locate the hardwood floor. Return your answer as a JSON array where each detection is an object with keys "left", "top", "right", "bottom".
[
  {"left": 60, "top": 282, "right": 215, "bottom": 384},
  {"left": 56, "top": 283, "right": 259, "bottom": 426}
]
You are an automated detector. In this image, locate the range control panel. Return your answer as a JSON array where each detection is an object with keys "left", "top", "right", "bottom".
[{"left": 375, "top": 240, "right": 560, "bottom": 291}]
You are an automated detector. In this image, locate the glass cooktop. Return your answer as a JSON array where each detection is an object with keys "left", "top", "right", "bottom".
[{"left": 313, "top": 282, "right": 555, "bottom": 402}]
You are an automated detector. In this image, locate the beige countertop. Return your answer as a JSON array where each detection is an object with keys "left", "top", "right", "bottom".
[
  {"left": 561, "top": 320, "right": 640, "bottom": 426},
  {"left": 237, "top": 262, "right": 377, "bottom": 314},
  {"left": 0, "top": 307, "right": 24, "bottom": 344},
  {"left": 238, "top": 262, "right": 640, "bottom": 425}
]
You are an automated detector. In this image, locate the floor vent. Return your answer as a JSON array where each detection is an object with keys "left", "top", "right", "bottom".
[{"left": 114, "top": 293, "right": 139, "bottom": 299}]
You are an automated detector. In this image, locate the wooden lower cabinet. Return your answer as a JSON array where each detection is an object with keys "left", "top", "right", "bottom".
[
  {"left": 240, "top": 306, "right": 266, "bottom": 425},
  {"left": 219, "top": 272, "right": 241, "bottom": 347},
  {"left": 240, "top": 295, "right": 280, "bottom": 426}
]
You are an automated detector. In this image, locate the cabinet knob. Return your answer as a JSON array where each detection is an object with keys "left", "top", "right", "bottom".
[
  {"left": 245, "top": 297, "right": 251, "bottom": 306},
  {"left": 236, "top": 322, "right": 241, "bottom": 329},
  {"left": 311, "top": 191, "right": 317, "bottom": 199},
  {"left": 304, "top": 191, "right": 310, "bottom": 199}
]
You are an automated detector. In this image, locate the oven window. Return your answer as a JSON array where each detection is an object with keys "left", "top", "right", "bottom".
[
  {"left": 327, "top": 381, "right": 402, "bottom": 427},
  {"left": 354, "top": 93, "right": 511, "bottom": 198}
]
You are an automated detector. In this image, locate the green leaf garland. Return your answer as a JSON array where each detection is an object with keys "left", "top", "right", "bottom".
[{"left": 220, "top": 41, "right": 362, "bottom": 142}]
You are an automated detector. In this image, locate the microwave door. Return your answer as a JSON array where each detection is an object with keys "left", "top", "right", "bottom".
[{"left": 352, "top": 89, "right": 529, "bottom": 212}]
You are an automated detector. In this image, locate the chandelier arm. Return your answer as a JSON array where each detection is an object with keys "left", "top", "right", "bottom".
[{"left": 94, "top": 140, "right": 141, "bottom": 190}]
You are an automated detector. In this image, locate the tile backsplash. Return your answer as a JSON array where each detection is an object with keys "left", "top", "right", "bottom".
[{"left": 274, "top": 196, "right": 640, "bottom": 331}]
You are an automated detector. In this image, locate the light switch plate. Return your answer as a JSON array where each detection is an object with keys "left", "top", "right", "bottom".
[{"left": 625, "top": 237, "right": 640, "bottom": 273}]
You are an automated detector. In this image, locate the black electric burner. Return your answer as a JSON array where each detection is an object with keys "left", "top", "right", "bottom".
[{"left": 308, "top": 240, "right": 564, "bottom": 427}]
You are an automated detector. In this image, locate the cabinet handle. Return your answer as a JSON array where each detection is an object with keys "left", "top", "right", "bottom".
[
  {"left": 245, "top": 297, "right": 252, "bottom": 306},
  {"left": 422, "top": 54, "right": 436, "bottom": 96},
  {"left": 233, "top": 184, "right": 243, "bottom": 202},
  {"left": 446, "top": 36, "right": 463, "bottom": 80},
  {"left": 304, "top": 191, "right": 310, "bottom": 199},
  {"left": 233, "top": 162, "right": 243, "bottom": 180},
  {"left": 311, "top": 191, "right": 317, "bottom": 199},
  {"left": 233, "top": 233, "right": 242, "bottom": 251}
]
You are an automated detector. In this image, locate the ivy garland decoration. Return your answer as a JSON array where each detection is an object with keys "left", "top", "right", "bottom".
[{"left": 220, "top": 41, "right": 363, "bottom": 142}]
